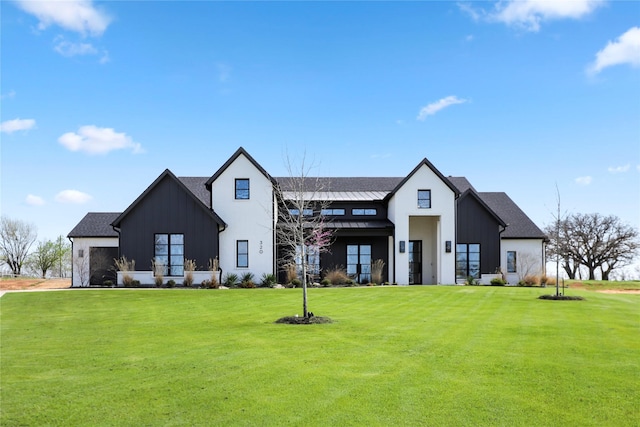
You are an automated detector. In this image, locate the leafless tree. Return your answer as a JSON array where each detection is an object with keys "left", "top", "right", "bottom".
[
  {"left": 73, "top": 251, "right": 90, "bottom": 287},
  {"left": 516, "top": 252, "right": 541, "bottom": 281},
  {"left": 274, "top": 153, "right": 335, "bottom": 317},
  {"left": 0, "top": 216, "right": 37, "bottom": 276},
  {"left": 546, "top": 213, "right": 639, "bottom": 281}
]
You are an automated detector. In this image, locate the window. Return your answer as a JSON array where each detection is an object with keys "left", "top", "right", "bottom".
[
  {"left": 418, "top": 190, "right": 431, "bottom": 208},
  {"left": 237, "top": 240, "right": 249, "bottom": 268},
  {"left": 155, "top": 234, "right": 184, "bottom": 276},
  {"left": 352, "top": 208, "right": 377, "bottom": 216},
  {"left": 78, "top": 249, "right": 84, "bottom": 258},
  {"left": 321, "top": 208, "right": 345, "bottom": 216},
  {"left": 289, "top": 208, "right": 313, "bottom": 216},
  {"left": 235, "top": 179, "right": 250, "bottom": 200},
  {"left": 507, "top": 251, "right": 517, "bottom": 273},
  {"left": 456, "top": 243, "right": 480, "bottom": 281}
]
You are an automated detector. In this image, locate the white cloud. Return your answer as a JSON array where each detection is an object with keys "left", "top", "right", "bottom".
[
  {"left": 25, "top": 194, "right": 45, "bottom": 206},
  {"left": 417, "top": 96, "right": 468, "bottom": 120},
  {"left": 1, "top": 90, "right": 16, "bottom": 99},
  {"left": 55, "top": 190, "right": 92, "bottom": 204},
  {"left": 58, "top": 125, "right": 143, "bottom": 155},
  {"left": 459, "top": 0, "right": 605, "bottom": 32},
  {"left": 54, "top": 39, "right": 97, "bottom": 57},
  {"left": 588, "top": 27, "right": 640, "bottom": 75},
  {"left": 575, "top": 176, "right": 593, "bottom": 186},
  {"left": 0, "top": 118, "right": 36, "bottom": 133},
  {"left": 14, "top": 0, "right": 111, "bottom": 36},
  {"left": 608, "top": 164, "right": 630, "bottom": 174}
]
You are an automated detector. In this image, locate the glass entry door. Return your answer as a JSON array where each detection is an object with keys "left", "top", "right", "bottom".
[
  {"left": 409, "top": 240, "right": 422, "bottom": 284},
  {"left": 347, "top": 244, "right": 371, "bottom": 284}
]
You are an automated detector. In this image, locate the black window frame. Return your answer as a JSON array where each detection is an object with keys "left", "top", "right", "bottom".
[
  {"left": 321, "top": 208, "right": 346, "bottom": 216},
  {"left": 154, "top": 233, "right": 184, "bottom": 276},
  {"left": 237, "top": 240, "right": 249, "bottom": 268},
  {"left": 418, "top": 189, "right": 431, "bottom": 209},
  {"left": 235, "top": 178, "right": 250, "bottom": 200},
  {"left": 456, "top": 243, "right": 480, "bottom": 281}
]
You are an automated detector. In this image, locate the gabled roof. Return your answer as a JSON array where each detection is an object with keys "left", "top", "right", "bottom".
[
  {"left": 178, "top": 176, "right": 210, "bottom": 208},
  {"left": 479, "top": 192, "right": 547, "bottom": 240},
  {"left": 385, "top": 158, "right": 460, "bottom": 201},
  {"left": 458, "top": 189, "right": 507, "bottom": 228},
  {"left": 68, "top": 212, "right": 120, "bottom": 238},
  {"left": 447, "top": 177, "right": 476, "bottom": 194},
  {"left": 205, "top": 147, "right": 274, "bottom": 188},
  {"left": 112, "top": 169, "right": 225, "bottom": 228}
]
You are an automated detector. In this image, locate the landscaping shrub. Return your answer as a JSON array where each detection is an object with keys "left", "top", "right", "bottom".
[
  {"left": 166, "top": 279, "right": 176, "bottom": 288},
  {"left": 324, "top": 266, "right": 348, "bottom": 286},
  {"left": 519, "top": 275, "right": 539, "bottom": 287},
  {"left": 102, "top": 280, "right": 113, "bottom": 287},
  {"left": 200, "top": 279, "right": 219, "bottom": 289},
  {"left": 465, "top": 276, "right": 479, "bottom": 286},
  {"left": 239, "top": 272, "right": 256, "bottom": 288},
  {"left": 290, "top": 278, "right": 301, "bottom": 288},
  {"left": 345, "top": 278, "right": 357, "bottom": 287},
  {"left": 260, "top": 273, "right": 277, "bottom": 288},
  {"left": 490, "top": 277, "right": 506, "bottom": 286},
  {"left": 284, "top": 263, "right": 298, "bottom": 284},
  {"left": 320, "top": 278, "right": 331, "bottom": 287},
  {"left": 183, "top": 259, "right": 197, "bottom": 287},
  {"left": 114, "top": 256, "right": 135, "bottom": 287},
  {"left": 223, "top": 273, "right": 238, "bottom": 288},
  {"left": 371, "top": 259, "right": 385, "bottom": 285},
  {"left": 151, "top": 258, "right": 165, "bottom": 287}
]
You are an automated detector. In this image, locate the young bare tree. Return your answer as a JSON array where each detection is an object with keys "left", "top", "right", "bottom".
[
  {"left": 274, "top": 153, "right": 335, "bottom": 317},
  {"left": 73, "top": 251, "right": 90, "bottom": 287},
  {"left": 0, "top": 216, "right": 37, "bottom": 276}
]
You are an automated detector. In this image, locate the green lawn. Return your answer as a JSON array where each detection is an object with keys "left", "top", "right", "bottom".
[{"left": 1, "top": 287, "right": 638, "bottom": 426}]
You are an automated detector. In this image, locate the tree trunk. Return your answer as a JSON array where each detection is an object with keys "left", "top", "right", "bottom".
[
  {"left": 301, "top": 244, "right": 308, "bottom": 318},
  {"left": 588, "top": 267, "right": 596, "bottom": 280}
]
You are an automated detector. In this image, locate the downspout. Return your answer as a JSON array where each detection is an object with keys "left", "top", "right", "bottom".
[{"left": 218, "top": 222, "right": 227, "bottom": 283}]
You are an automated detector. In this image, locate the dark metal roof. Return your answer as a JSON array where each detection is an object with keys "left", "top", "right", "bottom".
[
  {"left": 479, "top": 192, "right": 547, "bottom": 239},
  {"left": 68, "top": 212, "right": 120, "bottom": 238},
  {"left": 178, "top": 177, "right": 210, "bottom": 208},
  {"left": 274, "top": 177, "right": 402, "bottom": 193},
  {"left": 325, "top": 220, "right": 395, "bottom": 229}
]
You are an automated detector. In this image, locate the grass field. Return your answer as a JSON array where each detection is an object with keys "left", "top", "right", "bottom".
[{"left": 1, "top": 286, "right": 638, "bottom": 426}]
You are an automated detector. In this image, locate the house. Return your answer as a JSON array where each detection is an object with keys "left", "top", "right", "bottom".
[{"left": 68, "top": 147, "right": 547, "bottom": 287}]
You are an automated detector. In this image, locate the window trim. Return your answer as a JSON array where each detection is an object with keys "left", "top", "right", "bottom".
[
  {"left": 236, "top": 240, "right": 249, "bottom": 268},
  {"left": 321, "top": 208, "right": 346, "bottom": 216},
  {"left": 418, "top": 189, "right": 431, "bottom": 209},
  {"left": 235, "top": 178, "right": 250, "bottom": 200}
]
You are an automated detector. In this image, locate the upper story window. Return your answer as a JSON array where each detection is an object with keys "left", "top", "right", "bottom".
[
  {"left": 352, "top": 208, "right": 377, "bottom": 216},
  {"left": 289, "top": 208, "right": 314, "bottom": 216},
  {"left": 235, "top": 179, "right": 250, "bottom": 200},
  {"left": 418, "top": 190, "right": 431, "bottom": 209},
  {"left": 321, "top": 208, "right": 345, "bottom": 216}
]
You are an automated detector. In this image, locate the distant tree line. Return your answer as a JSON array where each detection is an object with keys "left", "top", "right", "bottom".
[
  {"left": 0, "top": 216, "right": 71, "bottom": 278},
  {"left": 545, "top": 213, "right": 639, "bottom": 281}
]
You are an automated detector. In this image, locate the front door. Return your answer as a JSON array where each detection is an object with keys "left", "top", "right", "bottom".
[
  {"left": 409, "top": 240, "right": 422, "bottom": 284},
  {"left": 347, "top": 244, "right": 371, "bottom": 284}
]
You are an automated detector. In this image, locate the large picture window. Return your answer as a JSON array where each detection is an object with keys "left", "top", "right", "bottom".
[
  {"left": 237, "top": 240, "right": 249, "bottom": 268},
  {"left": 456, "top": 243, "right": 480, "bottom": 281},
  {"left": 155, "top": 234, "right": 184, "bottom": 276},
  {"left": 418, "top": 190, "right": 431, "bottom": 209},
  {"left": 235, "top": 179, "right": 250, "bottom": 200},
  {"left": 507, "top": 251, "right": 517, "bottom": 273}
]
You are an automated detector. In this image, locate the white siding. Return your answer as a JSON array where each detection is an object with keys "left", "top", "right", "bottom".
[
  {"left": 388, "top": 165, "right": 456, "bottom": 285},
  {"left": 501, "top": 239, "right": 546, "bottom": 284},
  {"left": 210, "top": 153, "right": 275, "bottom": 279},
  {"left": 71, "top": 237, "right": 118, "bottom": 287}
]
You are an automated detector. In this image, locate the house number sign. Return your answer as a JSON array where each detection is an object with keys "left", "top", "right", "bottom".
[{"left": 259, "top": 241, "right": 263, "bottom": 254}]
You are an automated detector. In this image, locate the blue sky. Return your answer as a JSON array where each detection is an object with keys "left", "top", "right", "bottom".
[{"left": 1, "top": 0, "right": 639, "bottom": 248}]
